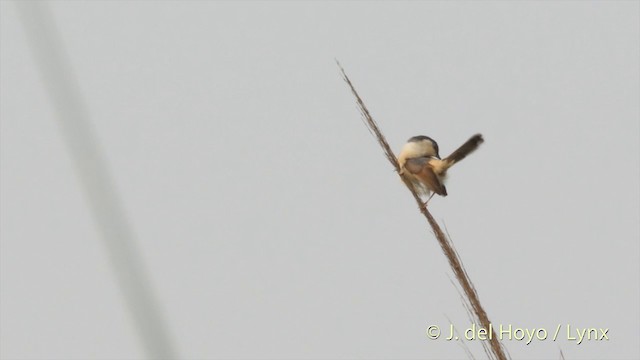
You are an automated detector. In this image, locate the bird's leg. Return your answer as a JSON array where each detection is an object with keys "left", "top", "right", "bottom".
[{"left": 423, "top": 192, "right": 436, "bottom": 207}]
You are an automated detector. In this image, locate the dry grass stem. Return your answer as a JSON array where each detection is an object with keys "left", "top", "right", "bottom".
[{"left": 337, "top": 61, "right": 507, "bottom": 360}]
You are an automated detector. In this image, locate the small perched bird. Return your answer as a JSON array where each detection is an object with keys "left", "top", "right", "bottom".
[{"left": 398, "top": 134, "right": 484, "bottom": 205}]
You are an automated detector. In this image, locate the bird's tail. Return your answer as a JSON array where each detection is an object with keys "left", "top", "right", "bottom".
[{"left": 442, "top": 134, "right": 484, "bottom": 170}]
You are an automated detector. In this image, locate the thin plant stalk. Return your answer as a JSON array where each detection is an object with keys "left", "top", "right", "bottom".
[{"left": 337, "top": 61, "right": 507, "bottom": 360}]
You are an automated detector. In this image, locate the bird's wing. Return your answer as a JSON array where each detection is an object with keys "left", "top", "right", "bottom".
[
  {"left": 404, "top": 157, "right": 428, "bottom": 173},
  {"left": 444, "top": 134, "right": 484, "bottom": 167},
  {"left": 404, "top": 157, "right": 447, "bottom": 196}
]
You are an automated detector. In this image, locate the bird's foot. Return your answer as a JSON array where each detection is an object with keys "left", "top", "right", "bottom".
[{"left": 422, "top": 193, "right": 436, "bottom": 207}]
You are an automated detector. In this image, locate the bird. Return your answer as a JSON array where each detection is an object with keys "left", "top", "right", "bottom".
[{"left": 397, "top": 134, "right": 484, "bottom": 205}]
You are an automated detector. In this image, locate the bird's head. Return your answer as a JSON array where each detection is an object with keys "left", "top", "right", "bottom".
[{"left": 402, "top": 135, "right": 441, "bottom": 159}]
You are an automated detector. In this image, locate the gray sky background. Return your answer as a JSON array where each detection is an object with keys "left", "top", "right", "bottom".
[{"left": 1, "top": 1, "right": 639, "bottom": 359}]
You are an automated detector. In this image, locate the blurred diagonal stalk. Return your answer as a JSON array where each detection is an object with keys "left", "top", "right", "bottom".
[
  {"left": 337, "top": 61, "right": 507, "bottom": 360},
  {"left": 15, "top": 3, "right": 177, "bottom": 358}
]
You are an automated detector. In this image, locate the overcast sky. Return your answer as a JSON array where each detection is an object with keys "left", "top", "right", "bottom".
[{"left": 1, "top": 1, "right": 639, "bottom": 359}]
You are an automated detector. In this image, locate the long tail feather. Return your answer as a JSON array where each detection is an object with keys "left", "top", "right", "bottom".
[{"left": 444, "top": 134, "right": 484, "bottom": 167}]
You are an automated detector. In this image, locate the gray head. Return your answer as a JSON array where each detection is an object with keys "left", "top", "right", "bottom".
[{"left": 407, "top": 135, "right": 440, "bottom": 159}]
